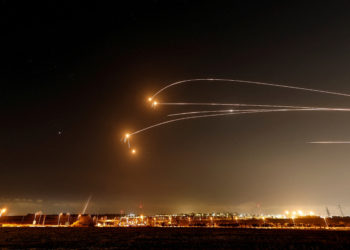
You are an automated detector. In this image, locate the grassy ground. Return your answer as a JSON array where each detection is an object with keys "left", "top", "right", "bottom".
[{"left": 1, "top": 227, "right": 350, "bottom": 249}]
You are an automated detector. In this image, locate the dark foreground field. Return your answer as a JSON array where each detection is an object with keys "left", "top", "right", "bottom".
[{"left": 1, "top": 227, "right": 350, "bottom": 249}]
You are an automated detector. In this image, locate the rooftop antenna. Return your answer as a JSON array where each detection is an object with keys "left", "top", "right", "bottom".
[{"left": 338, "top": 204, "right": 344, "bottom": 217}]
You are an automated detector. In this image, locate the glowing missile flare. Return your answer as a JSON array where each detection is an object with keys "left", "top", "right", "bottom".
[
  {"left": 148, "top": 97, "right": 152, "bottom": 102},
  {"left": 131, "top": 149, "right": 136, "bottom": 154},
  {"left": 153, "top": 101, "right": 158, "bottom": 106},
  {"left": 123, "top": 133, "right": 131, "bottom": 143}
]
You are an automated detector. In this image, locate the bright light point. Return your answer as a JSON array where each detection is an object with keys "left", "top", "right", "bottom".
[
  {"left": 292, "top": 211, "right": 296, "bottom": 215},
  {"left": 285, "top": 210, "right": 289, "bottom": 215},
  {"left": 125, "top": 133, "right": 130, "bottom": 139},
  {"left": 153, "top": 101, "right": 158, "bottom": 106},
  {"left": 148, "top": 97, "right": 152, "bottom": 102},
  {"left": 310, "top": 211, "right": 314, "bottom": 216},
  {"left": 1, "top": 208, "right": 6, "bottom": 214},
  {"left": 131, "top": 149, "right": 136, "bottom": 154},
  {"left": 298, "top": 210, "right": 303, "bottom": 216}
]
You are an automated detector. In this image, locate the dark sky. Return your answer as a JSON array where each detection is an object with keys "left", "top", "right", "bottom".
[{"left": 2, "top": 1, "right": 350, "bottom": 215}]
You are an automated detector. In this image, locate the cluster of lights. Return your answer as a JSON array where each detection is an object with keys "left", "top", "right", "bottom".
[
  {"left": 116, "top": 214, "right": 147, "bottom": 227},
  {"left": 284, "top": 210, "right": 315, "bottom": 218},
  {"left": 148, "top": 97, "right": 158, "bottom": 107},
  {"left": 123, "top": 95, "right": 159, "bottom": 156}
]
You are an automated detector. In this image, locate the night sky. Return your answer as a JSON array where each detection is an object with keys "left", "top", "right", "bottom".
[{"left": 3, "top": 1, "right": 350, "bottom": 215}]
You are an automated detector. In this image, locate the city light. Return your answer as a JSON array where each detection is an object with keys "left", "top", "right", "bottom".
[{"left": 0, "top": 210, "right": 347, "bottom": 229}]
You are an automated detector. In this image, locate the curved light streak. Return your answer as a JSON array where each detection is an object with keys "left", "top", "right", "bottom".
[
  {"left": 151, "top": 78, "right": 350, "bottom": 99},
  {"left": 130, "top": 108, "right": 350, "bottom": 136},
  {"left": 168, "top": 107, "right": 350, "bottom": 117},
  {"left": 159, "top": 102, "right": 316, "bottom": 109},
  {"left": 168, "top": 109, "right": 238, "bottom": 117},
  {"left": 308, "top": 141, "right": 350, "bottom": 144}
]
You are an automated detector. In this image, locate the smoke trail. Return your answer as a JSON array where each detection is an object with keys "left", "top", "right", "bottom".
[
  {"left": 82, "top": 195, "right": 92, "bottom": 215},
  {"left": 130, "top": 108, "right": 350, "bottom": 136},
  {"left": 151, "top": 79, "right": 350, "bottom": 99}
]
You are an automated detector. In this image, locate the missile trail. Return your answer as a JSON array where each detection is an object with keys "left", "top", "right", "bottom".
[
  {"left": 159, "top": 102, "right": 317, "bottom": 109},
  {"left": 150, "top": 78, "right": 350, "bottom": 99},
  {"left": 126, "top": 79, "right": 350, "bottom": 152},
  {"left": 167, "top": 108, "right": 302, "bottom": 117},
  {"left": 168, "top": 109, "right": 238, "bottom": 117},
  {"left": 168, "top": 107, "right": 350, "bottom": 117},
  {"left": 130, "top": 112, "right": 238, "bottom": 136},
  {"left": 130, "top": 108, "right": 350, "bottom": 136},
  {"left": 308, "top": 141, "right": 350, "bottom": 144}
]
